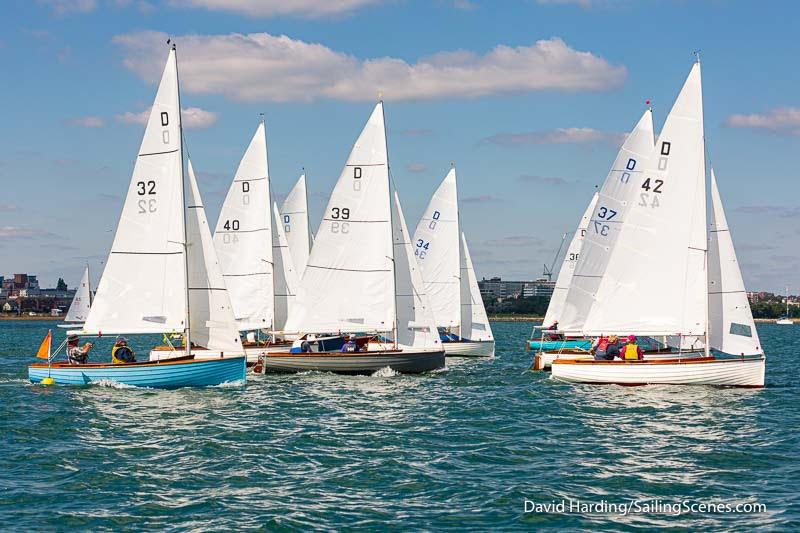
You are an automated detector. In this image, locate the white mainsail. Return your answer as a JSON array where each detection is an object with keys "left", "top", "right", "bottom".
[
  {"left": 280, "top": 173, "right": 312, "bottom": 274},
  {"left": 542, "top": 192, "right": 599, "bottom": 328},
  {"left": 392, "top": 191, "right": 442, "bottom": 349},
  {"left": 84, "top": 48, "right": 186, "bottom": 335},
  {"left": 460, "top": 233, "right": 494, "bottom": 342},
  {"left": 577, "top": 62, "right": 707, "bottom": 337},
  {"left": 284, "top": 103, "right": 394, "bottom": 334},
  {"left": 186, "top": 161, "right": 244, "bottom": 353},
  {"left": 272, "top": 202, "right": 299, "bottom": 331},
  {"left": 213, "top": 122, "right": 274, "bottom": 331},
  {"left": 558, "top": 108, "right": 655, "bottom": 334},
  {"left": 413, "top": 168, "right": 461, "bottom": 332},
  {"left": 64, "top": 265, "right": 92, "bottom": 323},
  {"left": 708, "top": 168, "right": 762, "bottom": 355}
]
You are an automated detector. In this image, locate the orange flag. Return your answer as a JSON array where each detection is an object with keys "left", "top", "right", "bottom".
[{"left": 36, "top": 330, "right": 52, "bottom": 360}]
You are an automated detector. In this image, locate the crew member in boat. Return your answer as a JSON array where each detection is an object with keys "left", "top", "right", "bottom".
[
  {"left": 606, "top": 335, "right": 621, "bottom": 359},
  {"left": 111, "top": 336, "right": 136, "bottom": 364},
  {"left": 66, "top": 334, "right": 93, "bottom": 364},
  {"left": 622, "top": 335, "right": 644, "bottom": 361},
  {"left": 290, "top": 337, "right": 311, "bottom": 353},
  {"left": 592, "top": 335, "right": 611, "bottom": 360},
  {"left": 341, "top": 335, "right": 359, "bottom": 353},
  {"left": 544, "top": 321, "right": 564, "bottom": 341}
]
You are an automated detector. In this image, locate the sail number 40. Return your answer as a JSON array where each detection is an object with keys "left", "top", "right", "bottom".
[{"left": 136, "top": 180, "right": 157, "bottom": 213}]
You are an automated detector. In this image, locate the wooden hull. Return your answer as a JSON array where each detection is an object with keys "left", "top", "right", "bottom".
[
  {"left": 28, "top": 356, "right": 247, "bottom": 388},
  {"left": 550, "top": 356, "right": 765, "bottom": 387},
  {"left": 258, "top": 349, "right": 445, "bottom": 375},
  {"left": 533, "top": 349, "right": 705, "bottom": 371},
  {"left": 442, "top": 339, "right": 495, "bottom": 358}
]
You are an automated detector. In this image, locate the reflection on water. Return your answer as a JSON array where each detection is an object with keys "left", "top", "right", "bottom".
[{"left": 0, "top": 320, "right": 798, "bottom": 529}]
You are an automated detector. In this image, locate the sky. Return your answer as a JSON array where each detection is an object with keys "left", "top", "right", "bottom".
[{"left": 0, "top": 0, "right": 798, "bottom": 294}]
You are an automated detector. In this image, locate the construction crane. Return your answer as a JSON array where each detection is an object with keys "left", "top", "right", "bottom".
[{"left": 543, "top": 232, "right": 569, "bottom": 282}]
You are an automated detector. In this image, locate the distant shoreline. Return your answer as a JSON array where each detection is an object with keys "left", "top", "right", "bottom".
[{"left": 0, "top": 316, "right": 61, "bottom": 321}]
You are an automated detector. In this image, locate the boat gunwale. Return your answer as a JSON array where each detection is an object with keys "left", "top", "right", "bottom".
[
  {"left": 264, "top": 349, "right": 445, "bottom": 358},
  {"left": 29, "top": 354, "right": 246, "bottom": 370},
  {"left": 551, "top": 356, "right": 764, "bottom": 366}
]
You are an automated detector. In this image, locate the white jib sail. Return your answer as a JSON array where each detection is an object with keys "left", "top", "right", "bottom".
[
  {"left": 413, "top": 168, "right": 461, "bottom": 332},
  {"left": 542, "top": 192, "right": 599, "bottom": 328},
  {"left": 272, "top": 202, "right": 299, "bottom": 332},
  {"left": 83, "top": 49, "right": 186, "bottom": 335},
  {"left": 64, "top": 265, "right": 91, "bottom": 323},
  {"left": 284, "top": 102, "right": 394, "bottom": 334},
  {"left": 558, "top": 108, "right": 655, "bottom": 335},
  {"left": 213, "top": 122, "right": 274, "bottom": 331},
  {"left": 708, "top": 168, "right": 762, "bottom": 355},
  {"left": 460, "top": 233, "right": 494, "bottom": 342},
  {"left": 186, "top": 161, "right": 244, "bottom": 353},
  {"left": 392, "top": 191, "right": 442, "bottom": 349},
  {"left": 579, "top": 62, "right": 708, "bottom": 337},
  {"left": 280, "top": 173, "right": 312, "bottom": 275}
]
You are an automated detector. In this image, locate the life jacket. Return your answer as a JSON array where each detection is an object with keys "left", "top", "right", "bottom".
[
  {"left": 623, "top": 343, "right": 639, "bottom": 360},
  {"left": 112, "top": 345, "right": 135, "bottom": 364}
]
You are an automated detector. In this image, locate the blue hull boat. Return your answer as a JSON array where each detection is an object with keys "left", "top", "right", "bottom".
[
  {"left": 527, "top": 338, "right": 592, "bottom": 351},
  {"left": 28, "top": 355, "right": 246, "bottom": 388}
]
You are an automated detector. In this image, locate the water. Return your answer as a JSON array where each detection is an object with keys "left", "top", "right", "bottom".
[{"left": 1, "top": 320, "right": 798, "bottom": 530}]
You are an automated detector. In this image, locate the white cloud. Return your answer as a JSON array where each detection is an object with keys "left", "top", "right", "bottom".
[
  {"left": 116, "top": 106, "right": 218, "bottom": 129},
  {"left": 537, "top": 0, "right": 593, "bottom": 8},
  {"left": 113, "top": 31, "right": 625, "bottom": 102},
  {"left": 724, "top": 107, "right": 800, "bottom": 135},
  {"left": 170, "top": 0, "right": 383, "bottom": 18},
  {"left": 67, "top": 116, "right": 105, "bottom": 128},
  {"left": 38, "top": 0, "right": 97, "bottom": 15},
  {"left": 406, "top": 163, "right": 427, "bottom": 173},
  {"left": 482, "top": 127, "right": 624, "bottom": 146},
  {"left": 453, "top": 0, "right": 478, "bottom": 9}
]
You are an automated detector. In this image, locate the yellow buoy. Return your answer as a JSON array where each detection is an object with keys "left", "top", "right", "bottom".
[{"left": 41, "top": 377, "right": 55, "bottom": 386}]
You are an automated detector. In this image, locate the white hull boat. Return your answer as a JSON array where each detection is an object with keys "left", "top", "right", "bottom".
[
  {"left": 442, "top": 339, "right": 495, "bottom": 357},
  {"left": 776, "top": 318, "right": 793, "bottom": 325},
  {"left": 551, "top": 356, "right": 765, "bottom": 387}
]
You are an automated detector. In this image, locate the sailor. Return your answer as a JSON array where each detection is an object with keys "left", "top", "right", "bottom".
[
  {"left": 622, "top": 335, "right": 644, "bottom": 361},
  {"left": 66, "top": 334, "right": 93, "bottom": 364},
  {"left": 290, "top": 337, "right": 311, "bottom": 353},
  {"left": 606, "top": 335, "right": 621, "bottom": 359},
  {"left": 111, "top": 336, "right": 136, "bottom": 364},
  {"left": 341, "top": 335, "right": 358, "bottom": 353},
  {"left": 592, "top": 335, "right": 611, "bottom": 360}
]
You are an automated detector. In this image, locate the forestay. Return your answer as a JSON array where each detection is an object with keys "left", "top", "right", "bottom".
[
  {"left": 64, "top": 265, "right": 92, "bottom": 323},
  {"left": 83, "top": 49, "right": 186, "bottom": 335},
  {"left": 708, "top": 169, "right": 762, "bottom": 355},
  {"left": 460, "top": 234, "right": 494, "bottom": 342},
  {"left": 272, "top": 203, "right": 299, "bottom": 331},
  {"left": 280, "top": 174, "right": 312, "bottom": 274},
  {"left": 392, "top": 192, "right": 442, "bottom": 349},
  {"left": 579, "top": 62, "right": 708, "bottom": 337},
  {"left": 284, "top": 103, "right": 394, "bottom": 334},
  {"left": 413, "top": 168, "right": 461, "bottom": 331},
  {"left": 213, "top": 123, "right": 274, "bottom": 331},
  {"left": 542, "top": 192, "right": 599, "bottom": 328},
  {"left": 185, "top": 161, "right": 244, "bottom": 353},
  {"left": 559, "top": 108, "right": 655, "bottom": 334}
]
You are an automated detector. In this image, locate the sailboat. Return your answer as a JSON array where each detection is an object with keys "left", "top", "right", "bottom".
[
  {"left": 413, "top": 167, "right": 495, "bottom": 357},
  {"left": 776, "top": 287, "right": 793, "bottom": 324},
  {"left": 157, "top": 118, "right": 298, "bottom": 364},
  {"left": 260, "top": 102, "right": 445, "bottom": 374},
  {"left": 59, "top": 264, "right": 92, "bottom": 327},
  {"left": 29, "top": 46, "right": 246, "bottom": 387},
  {"left": 527, "top": 193, "right": 598, "bottom": 353},
  {"left": 551, "top": 60, "right": 765, "bottom": 387},
  {"left": 280, "top": 173, "right": 313, "bottom": 275}
]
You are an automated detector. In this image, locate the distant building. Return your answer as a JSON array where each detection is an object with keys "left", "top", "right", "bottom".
[{"left": 479, "top": 277, "right": 555, "bottom": 299}]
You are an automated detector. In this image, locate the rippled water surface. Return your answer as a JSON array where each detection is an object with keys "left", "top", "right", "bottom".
[{"left": 1, "top": 320, "right": 798, "bottom": 530}]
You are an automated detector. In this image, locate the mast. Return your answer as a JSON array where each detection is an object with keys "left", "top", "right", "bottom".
[
  {"left": 453, "top": 161, "right": 463, "bottom": 337},
  {"left": 303, "top": 167, "right": 312, "bottom": 247},
  {"left": 382, "top": 100, "right": 399, "bottom": 348},
  {"left": 697, "top": 52, "right": 711, "bottom": 360},
  {"left": 87, "top": 263, "right": 93, "bottom": 307},
  {"left": 261, "top": 112, "right": 276, "bottom": 331},
  {"left": 174, "top": 43, "right": 191, "bottom": 357}
]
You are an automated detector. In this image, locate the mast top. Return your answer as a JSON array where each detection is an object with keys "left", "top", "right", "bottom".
[{"left": 692, "top": 49, "right": 701, "bottom": 63}]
